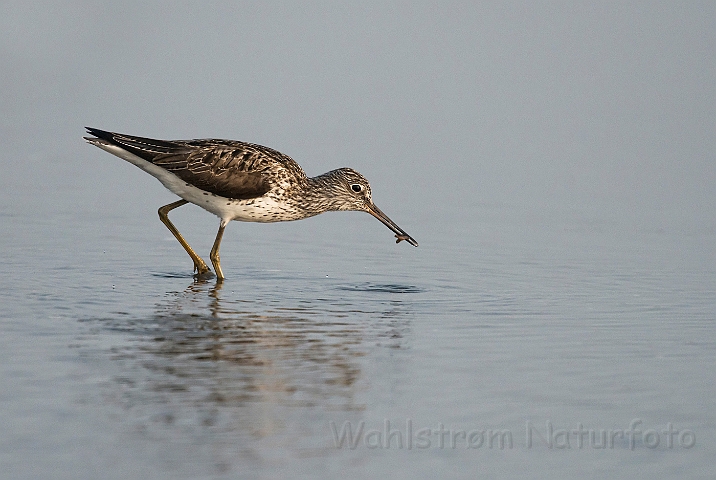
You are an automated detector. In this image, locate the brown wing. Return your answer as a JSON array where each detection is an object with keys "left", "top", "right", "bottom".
[{"left": 85, "top": 127, "right": 303, "bottom": 200}]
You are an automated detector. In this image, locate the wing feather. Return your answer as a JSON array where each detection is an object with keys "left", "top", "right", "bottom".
[{"left": 85, "top": 128, "right": 305, "bottom": 200}]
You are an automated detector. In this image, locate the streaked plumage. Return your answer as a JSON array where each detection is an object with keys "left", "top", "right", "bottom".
[{"left": 84, "top": 127, "right": 417, "bottom": 280}]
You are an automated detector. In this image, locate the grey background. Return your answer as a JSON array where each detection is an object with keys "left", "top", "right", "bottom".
[{"left": 3, "top": 2, "right": 714, "bottom": 231}]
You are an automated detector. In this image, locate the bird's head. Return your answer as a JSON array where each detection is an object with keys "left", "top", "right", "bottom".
[{"left": 313, "top": 168, "right": 418, "bottom": 247}]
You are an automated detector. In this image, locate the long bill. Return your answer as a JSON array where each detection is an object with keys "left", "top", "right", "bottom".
[{"left": 366, "top": 203, "right": 419, "bottom": 247}]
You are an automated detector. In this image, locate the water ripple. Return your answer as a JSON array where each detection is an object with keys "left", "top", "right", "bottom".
[{"left": 335, "top": 282, "right": 424, "bottom": 294}]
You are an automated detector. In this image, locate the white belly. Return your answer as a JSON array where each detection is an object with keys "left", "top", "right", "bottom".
[{"left": 95, "top": 142, "right": 303, "bottom": 223}]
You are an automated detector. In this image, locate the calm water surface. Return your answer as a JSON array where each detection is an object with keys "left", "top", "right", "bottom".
[{"left": 1, "top": 182, "right": 714, "bottom": 479}]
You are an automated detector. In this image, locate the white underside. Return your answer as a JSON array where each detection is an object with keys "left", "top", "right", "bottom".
[{"left": 91, "top": 141, "right": 296, "bottom": 223}]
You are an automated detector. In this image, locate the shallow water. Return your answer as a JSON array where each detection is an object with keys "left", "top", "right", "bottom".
[{"left": 1, "top": 178, "right": 714, "bottom": 479}]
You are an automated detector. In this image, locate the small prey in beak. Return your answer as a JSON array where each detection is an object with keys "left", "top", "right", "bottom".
[{"left": 366, "top": 203, "right": 419, "bottom": 247}]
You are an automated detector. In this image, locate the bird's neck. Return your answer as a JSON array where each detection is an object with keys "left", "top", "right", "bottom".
[{"left": 295, "top": 173, "right": 345, "bottom": 215}]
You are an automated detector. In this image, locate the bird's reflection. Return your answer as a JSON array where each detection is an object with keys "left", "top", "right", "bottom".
[{"left": 93, "top": 276, "right": 416, "bottom": 444}]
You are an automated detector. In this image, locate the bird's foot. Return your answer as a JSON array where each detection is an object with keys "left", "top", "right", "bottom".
[{"left": 193, "top": 261, "right": 215, "bottom": 279}]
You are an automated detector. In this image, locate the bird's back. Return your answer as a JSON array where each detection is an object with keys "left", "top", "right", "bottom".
[{"left": 85, "top": 127, "right": 306, "bottom": 200}]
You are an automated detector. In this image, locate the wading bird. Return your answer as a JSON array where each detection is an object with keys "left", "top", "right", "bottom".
[{"left": 85, "top": 128, "right": 417, "bottom": 280}]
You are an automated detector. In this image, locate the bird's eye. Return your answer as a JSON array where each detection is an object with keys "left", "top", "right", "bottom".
[{"left": 351, "top": 184, "right": 363, "bottom": 193}]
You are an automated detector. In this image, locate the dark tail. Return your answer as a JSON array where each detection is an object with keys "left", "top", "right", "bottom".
[
  {"left": 84, "top": 127, "right": 188, "bottom": 161},
  {"left": 84, "top": 126, "right": 117, "bottom": 143}
]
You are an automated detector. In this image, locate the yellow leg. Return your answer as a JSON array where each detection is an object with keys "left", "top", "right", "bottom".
[
  {"left": 158, "top": 200, "right": 211, "bottom": 276},
  {"left": 210, "top": 221, "right": 227, "bottom": 281}
]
